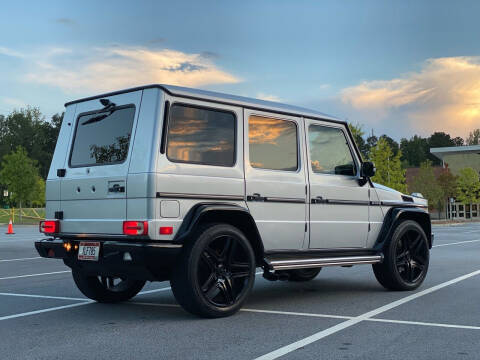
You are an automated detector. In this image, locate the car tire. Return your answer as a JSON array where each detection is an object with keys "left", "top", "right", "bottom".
[
  {"left": 373, "top": 220, "right": 430, "bottom": 291},
  {"left": 286, "top": 268, "right": 321, "bottom": 282},
  {"left": 72, "top": 270, "right": 146, "bottom": 303},
  {"left": 170, "top": 223, "right": 256, "bottom": 318}
]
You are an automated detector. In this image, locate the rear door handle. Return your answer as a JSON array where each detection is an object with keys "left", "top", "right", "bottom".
[
  {"left": 247, "top": 193, "right": 266, "bottom": 202},
  {"left": 311, "top": 196, "right": 327, "bottom": 204}
]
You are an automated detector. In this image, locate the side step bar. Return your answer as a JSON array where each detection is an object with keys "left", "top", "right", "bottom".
[{"left": 266, "top": 255, "right": 383, "bottom": 271}]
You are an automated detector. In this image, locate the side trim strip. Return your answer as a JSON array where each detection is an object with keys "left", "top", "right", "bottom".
[
  {"left": 156, "top": 192, "right": 244, "bottom": 201},
  {"left": 311, "top": 198, "right": 427, "bottom": 208},
  {"left": 247, "top": 195, "right": 306, "bottom": 204}
]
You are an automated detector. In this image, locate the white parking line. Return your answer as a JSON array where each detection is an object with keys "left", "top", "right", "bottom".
[
  {"left": 128, "top": 302, "right": 480, "bottom": 331},
  {"left": 0, "top": 301, "right": 94, "bottom": 321},
  {"left": 254, "top": 269, "right": 480, "bottom": 360},
  {"left": 0, "top": 292, "right": 88, "bottom": 301},
  {"left": 0, "top": 257, "right": 42, "bottom": 263},
  {"left": 433, "top": 239, "right": 480, "bottom": 248},
  {"left": 0, "top": 270, "right": 71, "bottom": 281},
  {"left": 368, "top": 318, "right": 480, "bottom": 330}
]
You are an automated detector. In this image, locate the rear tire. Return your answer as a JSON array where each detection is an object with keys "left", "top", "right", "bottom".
[
  {"left": 72, "top": 270, "right": 145, "bottom": 303},
  {"left": 170, "top": 223, "right": 256, "bottom": 318},
  {"left": 373, "top": 220, "right": 429, "bottom": 291},
  {"left": 286, "top": 268, "right": 321, "bottom": 282}
]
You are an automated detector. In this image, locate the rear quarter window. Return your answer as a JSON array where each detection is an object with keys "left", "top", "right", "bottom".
[
  {"left": 69, "top": 105, "right": 136, "bottom": 167},
  {"left": 166, "top": 104, "right": 236, "bottom": 167}
]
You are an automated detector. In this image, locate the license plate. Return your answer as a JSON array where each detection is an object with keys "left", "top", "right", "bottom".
[{"left": 78, "top": 242, "right": 100, "bottom": 261}]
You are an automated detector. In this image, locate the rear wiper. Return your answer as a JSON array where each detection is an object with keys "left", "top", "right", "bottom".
[
  {"left": 82, "top": 113, "right": 109, "bottom": 125},
  {"left": 82, "top": 98, "right": 117, "bottom": 126}
]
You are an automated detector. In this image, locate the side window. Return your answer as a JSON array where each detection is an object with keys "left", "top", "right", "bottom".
[
  {"left": 308, "top": 125, "right": 356, "bottom": 176},
  {"left": 249, "top": 115, "right": 298, "bottom": 171},
  {"left": 166, "top": 104, "right": 236, "bottom": 167}
]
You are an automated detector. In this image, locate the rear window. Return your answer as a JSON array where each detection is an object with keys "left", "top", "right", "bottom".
[{"left": 69, "top": 105, "right": 136, "bottom": 167}]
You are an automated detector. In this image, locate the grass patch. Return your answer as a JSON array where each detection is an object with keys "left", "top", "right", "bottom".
[{"left": 0, "top": 208, "right": 45, "bottom": 225}]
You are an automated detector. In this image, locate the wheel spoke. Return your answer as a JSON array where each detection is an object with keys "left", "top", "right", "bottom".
[
  {"left": 201, "top": 273, "right": 216, "bottom": 292},
  {"left": 220, "top": 236, "right": 233, "bottom": 262},
  {"left": 204, "top": 281, "right": 220, "bottom": 301},
  {"left": 410, "top": 234, "right": 423, "bottom": 254},
  {"left": 201, "top": 251, "right": 217, "bottom": 271},
  {"left": 218, "top": 279, "right": 235, "bottom": 305}
]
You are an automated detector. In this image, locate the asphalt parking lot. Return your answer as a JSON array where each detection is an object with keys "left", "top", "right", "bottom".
[{"left": 1, "top": 224, "right": 479, "bottom": 360}]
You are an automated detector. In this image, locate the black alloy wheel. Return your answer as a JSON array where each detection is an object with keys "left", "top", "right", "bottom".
[
  {"left": 72, "top": 270, "right": 146, "bottom": 302},
  {"left": 199, "top": 235, "right": 253, "bottom": 307},
  {"left": 171, "top": 223, "right": 256, "bottom": 318},
  {"left": 373, "top": 220, "right": 430, "bottom": 291},
  {"left": 394, "top": 229, "right": 429, "bottom": 283}
]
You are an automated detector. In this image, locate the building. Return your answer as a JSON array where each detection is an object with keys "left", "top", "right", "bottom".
[{"left": 430, "top": 145, "right": 480, "bottom": 220}]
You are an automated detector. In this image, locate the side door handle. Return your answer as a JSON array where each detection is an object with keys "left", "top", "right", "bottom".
[
  {"left": 311, "top": 196, "right": 327, "bottom": 204},
  {"left": 247, "top": 193, "right": 266, "bottom": 202}
]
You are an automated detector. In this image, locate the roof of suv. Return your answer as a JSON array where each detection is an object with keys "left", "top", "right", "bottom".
[{"left": 65, "top": 84, "right": 343, "bottom": 124}]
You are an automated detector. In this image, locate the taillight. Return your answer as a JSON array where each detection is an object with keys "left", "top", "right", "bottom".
[
  {"left": 123, "top": 221, "right": 148, "bottom": 236},
  {"left": 39, "top": 220, "right": 60, "bottom": 234},
  {"left": 159, "top": 226, "right": 173, "bottom": 235}
]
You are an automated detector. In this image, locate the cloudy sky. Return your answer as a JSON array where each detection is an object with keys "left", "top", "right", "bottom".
[{"left": 1, "top": 0, "right": 479, "bottom": 139}]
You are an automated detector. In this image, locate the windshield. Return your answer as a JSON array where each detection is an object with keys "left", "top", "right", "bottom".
[{"left": 69, "top": 105, "right": 136, "bottom": 167}]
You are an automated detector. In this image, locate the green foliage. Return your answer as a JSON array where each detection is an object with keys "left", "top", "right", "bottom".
[
  {"left": 410, "top": 161, "right": 444, "bottom": 213},
  {"left": 370, "top": 137, "right": 407, "bottom": 193},
  {"left": 437, "top": 167, "right": 457, "bottom": 200},
  {"left": 456, "top": 167, "right": 480, "bottom": 204},
  {"left": 379, "top": 135, "right": 399, "bottom": 156},
  {"left": 400, "top": 135, "right": 429, "bottom": 167},
  {"left": 348, "top": 123, "right": 368, "bottom": 160},
  {"left": 0, "top": 108, "right": 62, "bottom": 179},
  {"left": 0, "top": 147, "right": 42, "bottom": 209},
  {"left": 466, "top": 129, "right": 480, "bottom": 145}
]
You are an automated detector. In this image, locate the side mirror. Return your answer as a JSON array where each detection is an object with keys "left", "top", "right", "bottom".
[{"left": 361, "top": 161, "right": 376, "bottom": 178}]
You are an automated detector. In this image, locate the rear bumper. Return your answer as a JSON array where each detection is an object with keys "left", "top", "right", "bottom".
[{"left": 35, "top": 238, "right": 182, "bottom": 281}]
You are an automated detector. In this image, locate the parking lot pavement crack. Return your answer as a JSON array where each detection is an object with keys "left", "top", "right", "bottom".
[{"left": 254, "top": 268, "right": 480, "bottom": 360}]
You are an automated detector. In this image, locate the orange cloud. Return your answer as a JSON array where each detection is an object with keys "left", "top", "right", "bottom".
[
  {"left": 341, "top": 57, "right": 480, "bottom": 137},
  {"left": 249, "top": 116, "right": 296, "bottom": 144}
]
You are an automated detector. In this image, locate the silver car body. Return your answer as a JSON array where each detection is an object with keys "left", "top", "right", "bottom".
[{"left": 46, "top": 84, "right": 427, "bottom": 252}]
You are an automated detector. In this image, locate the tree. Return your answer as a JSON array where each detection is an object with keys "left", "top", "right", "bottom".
[
  {"left": 400, "top": 135, "right": 429, "bottom": 167},
  {"left": 437, "top": 167, "right": 457, "bottom": 202},
  {"left": 0, "top": 147, "right": 42, "bottom": 222},
  {"left": 348, "top": 123, "right": 368, "bottom": 160},
  {"left": 365, "top": 134, "right": 378, "bottom": 158},
  {"left": 410, "top": 161, "right": 444, "bottom": 218},
  {"left": 456, "top": 167, "right": 480, "bottom": 206},
  {"left": 0, "top": 108, "right": 62, "bottom": 179},
  {"left": 466, "top": 129, "right": 480, "bottom": 145},
  {"left": 370, "top": 137, "right": 407, "bottom": 193},
  {"left": 452, "top": 137, "right": 464, "bottom": 146},
  {"left": 379, "top": 135, "right": 399, "bottom": 156},
  {"left": 427, "top": 132, "right": 455, "bottom": 165}
]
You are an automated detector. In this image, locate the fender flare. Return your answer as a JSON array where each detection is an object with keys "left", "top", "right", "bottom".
[
  {"left": 173, "top": 203, "right": 265, "bottom": 263},
  {"left": 373, "top": 206, "right": 432, "bottom": 251}
]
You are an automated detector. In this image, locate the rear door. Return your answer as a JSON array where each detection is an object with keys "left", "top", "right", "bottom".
[
  {"left": 59, "top": 91, "right": 142, "bottom": 235},
  {"left": 244, "top": 109, "right": 308, "bottom": 251}
]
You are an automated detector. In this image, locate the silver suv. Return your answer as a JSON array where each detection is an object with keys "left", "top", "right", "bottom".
[{"left": 36, "top": 84, "right": 432, "bottom": 318}]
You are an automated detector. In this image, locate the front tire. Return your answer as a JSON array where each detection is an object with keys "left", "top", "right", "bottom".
[
  {"left": 170, "top": 223, "right": 256, "bottom": 318},
  {"left": 373, "top": 220, "right": 430, "bottom": 291},
  {"left": 72, "top": 270, "right": 145, "bottom": 303}
]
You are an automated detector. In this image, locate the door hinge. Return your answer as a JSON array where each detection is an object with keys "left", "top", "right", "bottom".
[
  {"left": 305, "top": 223, "right": 307, "bottom": 232},
  {"left": 54, "top": 211, "right": 64, "bottom": 220},
  {"left": 57, "top": 169, "right": 66, "bottom": 177}
]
